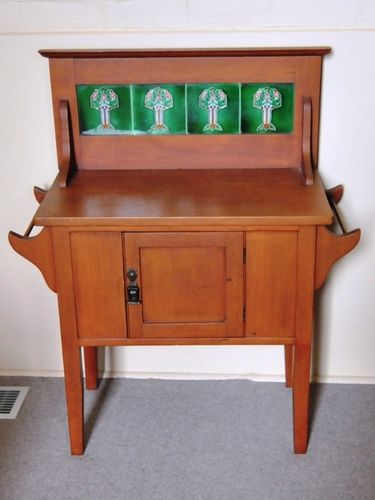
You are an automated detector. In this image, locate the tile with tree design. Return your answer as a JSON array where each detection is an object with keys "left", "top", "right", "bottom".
[{"left": 76, "top": 83, "right": 294, "bottom": 136}]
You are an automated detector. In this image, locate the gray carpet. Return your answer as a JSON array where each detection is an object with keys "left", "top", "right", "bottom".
[{"left": 0, "top": 377, "right": 374, "bottom": 500}]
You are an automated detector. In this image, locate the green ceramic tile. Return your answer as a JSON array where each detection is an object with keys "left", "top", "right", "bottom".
[
  {"left": 187, "top": 83, "right": 240, "bottom": 134},
  {"left": 77, "top": 82, "right": 294, "bottom": 137},
  {"left": 241, "top": 83, "right": 294, "bottom": 134},
  {"left": 132, "top": 84, "right": 186, "bottom": 135},
  {"left": 76, "top": 85, "right": 132, "bottom": 135}
]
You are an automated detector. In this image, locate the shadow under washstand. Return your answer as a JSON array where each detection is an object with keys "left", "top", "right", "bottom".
[{"left": 84, "top": 378, "right": 115, "bottom": 445}]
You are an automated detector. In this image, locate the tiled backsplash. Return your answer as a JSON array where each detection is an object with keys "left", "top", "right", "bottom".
[{"left": 77, "top": 83, "right": 294, "bottom": 135}]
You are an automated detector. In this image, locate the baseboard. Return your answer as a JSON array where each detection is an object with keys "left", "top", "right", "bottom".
[
  {"left": 1, "top": 369, "right": 375, "bottom": 384},
  {"left": 312, "top": 375, "right": 375, "bottom": 384},
  {"left": 0, "top": 370, "right": 64, "bottom": 378}
]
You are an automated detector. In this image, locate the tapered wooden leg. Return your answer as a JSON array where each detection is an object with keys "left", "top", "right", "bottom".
[
  {"left": 292, "top": 343, "right": 312, "bottom": 453},
  {"left": 61, "top": 343, "right": 84, "bottom": 455},
  {"left": 292, "top": 226, "right": 316, "bottom": 454},
  {"left": 84, "top": 346, "right": 98, "bottom": 390},
  {"left": 53, "top": 227, "right": 85, "bottom": 455},
  {"left": 284, "top": 345, "right": 294, "bottom": 388}
]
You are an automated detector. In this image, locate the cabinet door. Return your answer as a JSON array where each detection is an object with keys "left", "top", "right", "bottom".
[
  {"left": 124, "top": 232, "right": 243, "bottom": 339},
  {"left": 245, "top": 230, "right": 297, "bottom": 338},
  {"left": 70, "top": 232, "right": 127, "bottom": 339}
]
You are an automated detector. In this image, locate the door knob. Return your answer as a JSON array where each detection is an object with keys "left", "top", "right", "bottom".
[{"left": 127, "top": 267, "right": 138, "bottom": 283}]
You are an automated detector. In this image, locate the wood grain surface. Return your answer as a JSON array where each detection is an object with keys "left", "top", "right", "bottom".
[{"left": 34, "top": 169, "right": 332, "bottom": 227}]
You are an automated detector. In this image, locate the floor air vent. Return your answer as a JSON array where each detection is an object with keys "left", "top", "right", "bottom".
[{"left": 0, "top": 387, "right": 29, "bottom": 419}]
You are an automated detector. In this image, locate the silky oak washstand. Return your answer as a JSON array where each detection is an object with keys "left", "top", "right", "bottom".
[{"left": 9, "top": 48, "right": 360, "bottom": 455}]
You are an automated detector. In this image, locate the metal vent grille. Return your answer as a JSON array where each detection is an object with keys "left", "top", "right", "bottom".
[{"left": 0, "top": 387, "right": 29, "bottom": 419}]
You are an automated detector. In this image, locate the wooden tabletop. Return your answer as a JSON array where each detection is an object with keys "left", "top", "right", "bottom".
[
  {"left": 39, "top": 47, "right": 331, "bottom": 59},
  {"left": 34, "top": 168, "right": 332, "bottom": 228}
]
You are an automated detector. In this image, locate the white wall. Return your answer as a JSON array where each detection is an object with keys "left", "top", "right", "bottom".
[{"left": 0, "top": 1, "right": 374, "bottom": 382}]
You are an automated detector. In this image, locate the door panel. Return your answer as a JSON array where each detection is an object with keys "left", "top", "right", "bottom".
[
  {"left": 124, "top": 232, "right": 243, "bottom": 339},
  {"left": 246, "top": 230, "right": 297, "bottom": 338},
  {"left": 141, "top": 246, "right": 226, "bottom": 323},
  {"left": 70, "top": 232, "right": 127, "bottom": 339}
]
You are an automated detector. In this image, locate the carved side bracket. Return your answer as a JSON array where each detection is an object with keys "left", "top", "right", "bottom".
[
  {"left": 325, "top": 185, "right": 344, "bottom": 205},
  {"left": 8, "top": 227, "right": 57, "bottom": 292},
  {"left": 58, "top": 100, "right": 75, "bottom": 188},
  {"left": 301, "top": 97, "right": 314, "bottom": 186},
  {"left": 33, "top": 186, "right": 47, "bottom": 204},
  {"left": 315, "top": 185, "right": 361, "bottom": 289},
  {"left": 315, "top": 227, "right": 360, "bottom": 290},
  {"left": 22, "top": 186, "right": 48, "bottom": 237},
  {"left": 325, "top": 184, "right": 346, "bottom": 233}
]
